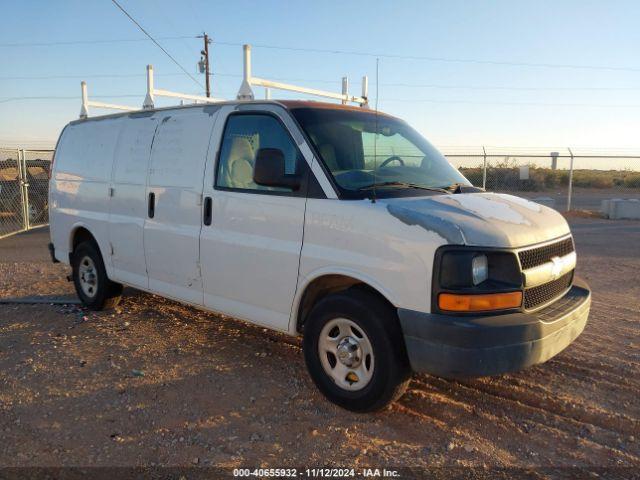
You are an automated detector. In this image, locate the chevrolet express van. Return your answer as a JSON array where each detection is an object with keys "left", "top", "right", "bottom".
[{"left": 49, "top": 101, "right": 590, "bottom": 411}]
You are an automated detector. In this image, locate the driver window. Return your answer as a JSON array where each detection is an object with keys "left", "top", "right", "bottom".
[{"left": 216, "top": 114, "right": 300, "bottom": 192}]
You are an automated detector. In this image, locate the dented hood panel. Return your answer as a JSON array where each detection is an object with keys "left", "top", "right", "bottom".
[{"left": 384, "top": 193, "right": 571, "bottom": 248}]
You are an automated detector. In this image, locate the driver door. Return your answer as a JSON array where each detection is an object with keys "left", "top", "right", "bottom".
[{"left": 200, "top": 109, "right": 309, "bottom": 331}]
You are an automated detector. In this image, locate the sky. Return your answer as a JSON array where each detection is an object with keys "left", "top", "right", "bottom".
[{"left": 1, "top": 0, "right": 639, "bottom": 158}]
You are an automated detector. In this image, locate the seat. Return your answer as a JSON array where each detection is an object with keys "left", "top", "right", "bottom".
[
  {"left": 319, "top": 143, "right": 339, "bottom": 171},
  {"left": 224, "top": 136, "right": 256, "bottom": 189}
]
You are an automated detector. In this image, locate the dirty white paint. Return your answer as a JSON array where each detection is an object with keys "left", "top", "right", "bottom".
[
  {"left": 494, "top": 193, "right": 543, "bottom": 212},
  {"left": 447, "top": 193, "right": 531, "bottom": 225}
]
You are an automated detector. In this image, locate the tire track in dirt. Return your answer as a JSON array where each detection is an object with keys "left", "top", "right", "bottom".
[
  {"left": 567, "top": 338, "right": 640, "bottom": 369},
  {"left": 591, "top": 300, "right": 640, "bottom": 315},
  {"left": 409, "top": 377, "right": 640, "bottom": 465},
  {"left": 545, "top": 352, "right": 640, "bottom": 388},
  {"left": 401, "top": 379, "right": 638, "bottom": 466},
  {"left": 391, "top": 398, "right": 525, "bottom": 467},
  {"left": 425, "top": 374, "right": 640, "bottom": 438},
  {"left": 545, "top": 358, "right": 640, "bottom": 394}
]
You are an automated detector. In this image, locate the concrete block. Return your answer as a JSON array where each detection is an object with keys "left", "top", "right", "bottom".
[
  {"left": 601, "top": 198, "right": 621, "bottom": 218},
  {"left": 602, "top": 198, "right": 640, "bottom": 219}
]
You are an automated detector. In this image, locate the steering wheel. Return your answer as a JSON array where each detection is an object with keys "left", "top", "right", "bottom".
[{"left": 379, "top": 155, "right": 405, "bottom": 168}]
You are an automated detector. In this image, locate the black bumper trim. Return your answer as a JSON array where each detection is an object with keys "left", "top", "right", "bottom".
[
  {"left": 47, "top": 242, "right": 59, "bottom": 263},
  {"left": 398, "top": 277, "right": 590, "bottom": 378}
]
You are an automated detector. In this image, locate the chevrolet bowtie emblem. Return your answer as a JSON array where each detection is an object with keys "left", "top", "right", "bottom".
[{"left": 550, "top": 256, "right": 563, "bottom": 279}]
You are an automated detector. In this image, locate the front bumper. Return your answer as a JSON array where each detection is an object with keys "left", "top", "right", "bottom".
[{"left": 398, "top": 277, "right": 591, "bottom": 378}]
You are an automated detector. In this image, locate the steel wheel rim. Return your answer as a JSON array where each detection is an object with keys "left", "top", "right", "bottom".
[
  {"left": 78, "top": 255, "right": 98, "bottom": 298},
  {"left": 318, "top": 317, "right": 374, "bottom": 391}
]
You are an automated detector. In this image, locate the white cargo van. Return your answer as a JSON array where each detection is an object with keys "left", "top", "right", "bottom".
[{"left": 49, "top": 100, "right": 590, "bottom": 411}]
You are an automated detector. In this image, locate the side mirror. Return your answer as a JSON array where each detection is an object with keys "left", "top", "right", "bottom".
[{"left": 253, "top": 148, "right": 301, "bottom": 190}]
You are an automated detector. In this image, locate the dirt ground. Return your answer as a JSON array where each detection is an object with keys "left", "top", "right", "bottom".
[{"left": 0, "top": 221, "right": 638, "bottom": 476}]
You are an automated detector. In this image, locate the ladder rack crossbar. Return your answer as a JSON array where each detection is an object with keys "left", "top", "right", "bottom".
[
  {"left": 87, "top": 101, "right": 137, "bottom": 111},
  {"left": 250, "top": 77, "right": 367, "bottom": 105},
  {"left": 152, "top": 88, "right": 223, "bottom": 104},
  {"left": 237, "top": 44, "right": 369, "bottom": 107}
]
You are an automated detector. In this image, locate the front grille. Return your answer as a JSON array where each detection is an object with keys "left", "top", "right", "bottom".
[
  {"left": 518, "top": 237, "right": 575, "bottom": 270},
  {"left": 524, "top": 271, "right": 573, "bottom": 310},
  {"left": 535, "top": 286, "right": 585, "bottom": 322}
]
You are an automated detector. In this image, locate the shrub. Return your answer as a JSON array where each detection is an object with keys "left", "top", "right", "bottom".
[
  {"left": 624, "top": 174, "right": 640, "bottom": 188},
  {"left": 459, "top": 167, "right": 484, "bottom": 187},
  {"left": 457, "top": 163, "right": 638, "bottom": 191},
  {"left": 572, "top": 171, "right": 613, "bottom": 188}
]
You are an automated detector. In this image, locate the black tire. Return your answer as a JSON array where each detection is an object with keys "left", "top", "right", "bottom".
[
  {"left": 71, "top": 240, "right": 122, "bottom": 310},
  {"left": 303, "top": 288, "right": 411, "bottom": 412}
]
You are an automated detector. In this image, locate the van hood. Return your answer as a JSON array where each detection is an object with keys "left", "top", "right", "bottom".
[{"left": 384, "top": 192, "right": 570, "bottom": 248}]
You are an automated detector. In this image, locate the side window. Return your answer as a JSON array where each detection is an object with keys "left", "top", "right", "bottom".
[{"left": 215, "top": 114, "right": 300, "bottom": 192}]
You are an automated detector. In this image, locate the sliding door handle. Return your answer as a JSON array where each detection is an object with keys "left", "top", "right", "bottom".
[
  {"left": 148, "top": 192, "right": 155, "bottom": 218},
  {"left": 203, "top": 196, "right": 212, "bottom": 226}
]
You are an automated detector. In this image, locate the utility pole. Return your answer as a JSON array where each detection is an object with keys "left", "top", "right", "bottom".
[{"left": 198, "top": 33, "right": 213, "bottom": 98}]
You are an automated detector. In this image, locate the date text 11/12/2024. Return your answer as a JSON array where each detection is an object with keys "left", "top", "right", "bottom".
[{"left": 232, "top": 468, "right": 401, "bottom": 477}]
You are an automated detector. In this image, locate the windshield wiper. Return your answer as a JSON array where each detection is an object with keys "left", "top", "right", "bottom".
[
  {"left": 358, "top": 181, "right": 450, "bottom": 194},
  {"left": 440, "top": 182, "right": 484, "bottom": 193}
]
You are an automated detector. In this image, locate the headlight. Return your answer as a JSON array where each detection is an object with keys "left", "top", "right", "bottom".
[
  {"left": 434, "top": 246, "right": 523, "bottom": 314},
  {"left": 472, "top": 254, "right": 488, "bottom": 285}
]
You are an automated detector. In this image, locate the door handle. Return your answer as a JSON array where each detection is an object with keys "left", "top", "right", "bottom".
[
  {"left": 203, "top": 196, "right": 212, "bottom": 226},
  {"left": 148, "top": 192, "right": 155, "bottom": 218}
]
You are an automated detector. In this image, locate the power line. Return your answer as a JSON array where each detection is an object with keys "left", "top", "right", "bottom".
[
  {"left": 2, "top": 34, "right": 640, "bottom": 73},
  {"left": 0, "top": 71, "right": 339, "bottom": 83},
  {"left": 0, "top": 36, "right": 196, "bottom": 47},
  {"left": 0, "top": 94, "right": 142, "bottom": 104},
  {"left": 0, "top": 73, "right": 184, "bottom": 80},
  {"left": 109, "top": 0, "right": 203, "bottom": 89},
  {"left": 214, "top": 41, "right": 640, "bottom": 73},
  {"left": 382, "top": 98, "right": 640, "bottom": 108},
  {"left": 3, "top": 72, "right": 639, "bottom": 92},
  {"left": 381, "top": 82, "right": 640, "bottom": 91}
]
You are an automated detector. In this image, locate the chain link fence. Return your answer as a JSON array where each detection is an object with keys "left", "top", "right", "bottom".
[
  {"left": 0, "top": 148, "right": 53, "bottom": 239},
  {"left": 444, "top": 149, "right": 640, "bottom": 212}
]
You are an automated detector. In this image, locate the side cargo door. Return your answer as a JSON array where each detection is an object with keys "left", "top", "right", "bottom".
[
  {"left": 109, "top": 114, "right": 159, "bottom": 288},
  {"left": 143, "top": 107, "right": 220, "bottom": 304},
  {"left": 200, "top": 108, "right": 309, "bottom": 331}
]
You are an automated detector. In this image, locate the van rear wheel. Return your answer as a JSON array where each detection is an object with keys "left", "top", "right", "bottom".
[
  {"left": 303, "top": 288, "right": 411, "bottom": 412},
  {"left": 72, "top": 241, "right": 122, "bottom": 310}
]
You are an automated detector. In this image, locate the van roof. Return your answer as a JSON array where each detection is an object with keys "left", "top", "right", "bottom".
[
  {"left": 69, "top": 99, "right": 395, "bottom": 125},
  {"left": 278, "top": 100, "right": 398, "bottom": 119}
]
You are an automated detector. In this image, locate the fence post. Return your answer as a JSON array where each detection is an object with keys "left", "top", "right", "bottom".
[
  {"left": 482, "top": 146, "right": 487, "bottom": 190},
  {"left": 566, "top": 147, "right": 574, "bottom": 212},
  {"left": 16, "top": 149, "right": 28, "bottom": 231},
  {"left": 22, "top": 149, "right": 31, "bottom": 230}
]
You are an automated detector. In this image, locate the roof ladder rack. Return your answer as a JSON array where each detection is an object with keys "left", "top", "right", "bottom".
[
  {"left": 79, "top": 44, "right": 369, "bottom": 118},
  {"left": 142, "top": 64, "right": 223, "bottom": 110},
  {"left": 79, "top": 81, "right": 137, "bottom": 119},
  {"left": 237, "top": 44, "right": 369, "bottom": 108},
  {"left": 80, "top": 65, "right": 224, "bottom": 118}
]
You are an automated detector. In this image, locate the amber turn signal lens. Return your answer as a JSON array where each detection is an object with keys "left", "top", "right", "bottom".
[{"left": 438, "top": 291, "right": 522, "bottom": 312}]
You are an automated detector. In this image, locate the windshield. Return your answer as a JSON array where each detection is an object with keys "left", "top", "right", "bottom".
[{"left": 290, "top": 107, "right": 470, "bottom": 195}]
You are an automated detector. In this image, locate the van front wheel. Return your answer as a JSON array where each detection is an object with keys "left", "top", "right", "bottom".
[
  {"left": 72, "top": 241, "right": 122, "bottom": 310},
  {"left": 303, "top": 289, "right": 411, "bottom": 412}
]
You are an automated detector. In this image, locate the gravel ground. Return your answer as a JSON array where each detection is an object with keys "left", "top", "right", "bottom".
[{"left": 0, "top": 221, "right": 638, "bottom": 476}]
